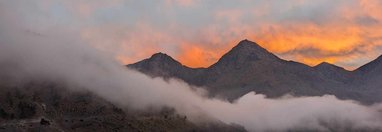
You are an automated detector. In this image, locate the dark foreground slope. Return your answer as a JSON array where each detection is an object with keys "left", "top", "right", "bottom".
[
  {"left": 0, "top": 82, "right": 245, "bottom": 132},
  {"left": 128, "top": 39, "right": 382, "bottom": 104}
]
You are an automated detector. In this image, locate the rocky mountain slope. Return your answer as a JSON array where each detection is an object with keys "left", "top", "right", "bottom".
[
  {"left": 0, "top": 81, "right": 245, "bottom": 132},
  {"left": 128, "top": 39, "right": 382, "bottom": 104}
]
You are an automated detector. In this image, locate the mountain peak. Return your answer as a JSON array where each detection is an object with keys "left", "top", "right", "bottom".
[
  {"left": 313, "top": 62, "right": 352, "bottom": 83},
  {"left": 233, "top": 39, "right": 264, "bottom": 51},
  {"left": 230, "top": 39, "right": 276, "bottom": 58},
  {"left": 151, "top": 52, "right": 171, "bottom": 59},
  {"left": 210, "top": 39, "right": 280, "bottom": 68},
  {"left": 314, "top": 62, "right": 347, "bottom": 71},
  {"left": 317, "top": 62, "right": 331, "bottom": 66},
  {"left": 148, "top": 52, "right": 179, "bottom": 63},
  {"left": 316, "top": 62, "right": 337, "bottom": 68},
  {"left": 128, "top": 52, "right": 182, "bottom": 69}
]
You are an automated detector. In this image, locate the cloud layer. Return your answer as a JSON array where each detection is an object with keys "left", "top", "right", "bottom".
[
  {"left": 1, "top": 3, "right": 382, "bottom": 131},
  {"left": 1, "top": 20, "right": 382, "bottom": 132},
  {"left": 2, "top": 0, "right": 382, "bottom": 69}
]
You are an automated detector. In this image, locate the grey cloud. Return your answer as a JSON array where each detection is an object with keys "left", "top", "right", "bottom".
[
  {"left": 1, "top": 1, "right": 382, "bottom": 131},
  {"left": 356, "top": 15, "right": 380, "bottom": 26},
  {"left": 2, "top": 28, "right": 382, "bottom": 131},
  {"left": 279, "top": 45, "right": 366, "bottom": 58}
]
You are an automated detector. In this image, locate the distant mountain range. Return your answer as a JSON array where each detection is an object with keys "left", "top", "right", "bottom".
[{"left": 128, "top": 39, "right": 382, "bottom": 104}]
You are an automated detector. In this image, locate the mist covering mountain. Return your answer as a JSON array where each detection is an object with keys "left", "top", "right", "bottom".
[
  {"left": 2, "top": 0, "right": 382, "bottom": 130},
  {"left": 0, "top": 81, "right": 245, "bottom": 131},
  {"left": 2, "top": 34, "right": 382, "bottom": 131},
  {"left": 128, "top": 39, "right": 382, "bottom": 104}
]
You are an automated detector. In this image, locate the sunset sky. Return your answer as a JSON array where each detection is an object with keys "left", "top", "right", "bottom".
[{"left": 2, "top": 0, "right": 382, "bottom": 70}]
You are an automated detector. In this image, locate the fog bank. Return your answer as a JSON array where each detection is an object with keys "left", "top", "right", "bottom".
[{"left": 1, "top": 7, "right": 382, "bottom": 132}]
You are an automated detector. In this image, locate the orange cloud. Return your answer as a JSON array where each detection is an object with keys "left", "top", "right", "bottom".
[
  {"left": 171, "top": 0, "right": 382, "bottom": 70},
  {"left": 177, "top": 43, "right": 231, "bottom": 68},
  {"left": 173, "top": 19, "right": 382, "bottom": 70},
  {"left": 73, "top": 0, "right": 382, "bottom": 70}
]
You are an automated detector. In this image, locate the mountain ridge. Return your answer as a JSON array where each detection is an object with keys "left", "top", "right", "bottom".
[
  {"left": 128, "top": 39, "right": 382, "bottom": 104},
  {"left": 356, "top": 54, "right": 382, "bottom": 73}
]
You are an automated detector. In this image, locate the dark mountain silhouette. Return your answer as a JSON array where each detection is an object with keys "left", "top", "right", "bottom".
[
  {"left": 313, "top": 62, "right": 353, "bottom": 83},
  {"left": 357, "top": 55, "right": 382, "bottom": 74},
  {"left": 128, "top": 39, "right": 382, "bottom": 104},
  {"left": 129, "top": 52, "right": 206, "bottom": 86},
  {"left": 352, "top": 55, "right": 382, "bottom": 102}
]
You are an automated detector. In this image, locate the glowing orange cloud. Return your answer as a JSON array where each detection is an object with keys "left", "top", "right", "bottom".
[
  {"left": 171, "top": 19, "right": 382, "bottom": 70},
  {"left": 171, "top": 1, "right": 382, "bottom": 70},
  {"left": 75, "top": 0, "right": 382, "bottom": 70},
  {"left": 177, "top": 43, "right": 231, "bottom": 68}
]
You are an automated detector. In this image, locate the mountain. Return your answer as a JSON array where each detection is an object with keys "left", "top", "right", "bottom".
[
  {"left": 0, "top": 81, "right": 245, "bottom": 131},
  {"left": 195, "top": 40, "right": 336, "bottom": 100},
  {"left": 352, "top": 55, "right": 382, "bottom": 102},
  {"left": 128, "top": 52, "right": 206, "bottom": 86},
  {"left": 209, "top": 39, "right": 281, "bottom": 69},
  {"left": 313, "top": 62, "right": 353, "bottom": 83},
  {"left": 128, "top": 39, "right": 381, "bottom": 104},
  {"left": 128, "top": 52, "right": 187, "bottom": 78},
  {"left": 356, "top": 55, "right": 382, "bottom": 74},
  {"left": 355, "top": 55, "right": 382, "bottom": 87}
]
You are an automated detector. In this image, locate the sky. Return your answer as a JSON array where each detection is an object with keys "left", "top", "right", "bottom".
[
  {"left": 2, "top": 0, "right": 382, "bottom": 70},
  {"left": 2, "top": 1, "right": 382, "bottom": 131}
]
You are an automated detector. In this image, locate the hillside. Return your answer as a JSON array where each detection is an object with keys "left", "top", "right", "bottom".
[{"left": 0, "top": 81, "right": 245, "bottom": 132}]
